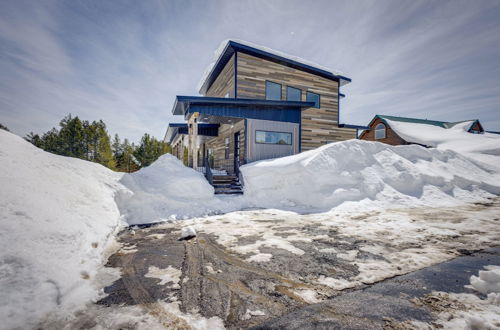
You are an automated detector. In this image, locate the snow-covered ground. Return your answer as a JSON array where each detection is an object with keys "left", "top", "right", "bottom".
[
  {"left": 0, "top": 130, "right": 125, "bottom": 329},
  {"left": 1, "top": 125, "right": 499, "bottom": 329},
  {"left": 173, "top": 200, "right": 500, "bottom": 294}
]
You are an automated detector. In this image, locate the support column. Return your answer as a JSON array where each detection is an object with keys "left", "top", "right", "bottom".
[{"left": 188, "top": 113, "right": 199, "bottom": 168}]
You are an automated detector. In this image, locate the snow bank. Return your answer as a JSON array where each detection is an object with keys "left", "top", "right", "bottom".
[
  {"left": 386, "top": 119, "right": 500, "bottom": 170},
  {"left": 240, "top": 139, "right": 500, "bottom": 212},
  {"left": 116, "top": 154, "right": 239, "bottom": 225},
  {"left": 0, "top": 130, "right": 125, "bottom": 329}
]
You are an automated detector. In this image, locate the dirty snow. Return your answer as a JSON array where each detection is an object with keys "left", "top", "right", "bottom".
[
  {"left": 176, "top": 200, "right": 500, "bottom": 293},
  {"left": 39, "top": 300, "right": 225, "bottom": 330},
  {"left": 181, "top": 225, "right": 197, "bottom": 239},
  {"left": 0, "top": 130, "right": 125, "bottom": 329},
  {"left": 411, "top": 265, "right": 500, "bottom": 329},
  {"left": 145, "top": 265, "right": 182, "bottom": 288}
]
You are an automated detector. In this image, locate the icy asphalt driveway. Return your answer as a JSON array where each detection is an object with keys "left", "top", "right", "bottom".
[{"left": 97, "top": 198, "right": 499, "bottom": 329}]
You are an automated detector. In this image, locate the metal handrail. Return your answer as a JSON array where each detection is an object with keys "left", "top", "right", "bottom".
[{"left": 204, "top": 157, "right": 213, "bottom": 185}]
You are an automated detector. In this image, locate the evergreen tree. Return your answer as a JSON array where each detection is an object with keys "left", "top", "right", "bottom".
[
  {"left": 0, "top": 123, "right": 9, "bottom": 131},
  {"left": 59, "top": 115, "right": 85, "bottom": 158},
  {"left": 25, "top": 132, "right": 43, "bottom": 147}
]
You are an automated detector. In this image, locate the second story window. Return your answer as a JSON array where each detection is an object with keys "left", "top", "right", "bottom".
[
  {"left": 306, "top": 91, "right": 320, "bottom": 108},
  {"left": 375, "top": 123, "right": 386, "bottom": 139},
  {"left": 265, "top": 81, "right": 282, "bottom": 101},
  {"left": 286, "top": 86, "right": 301, "bottom": 101}
]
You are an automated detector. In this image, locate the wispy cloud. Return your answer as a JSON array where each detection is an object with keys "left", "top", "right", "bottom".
[{"left": 1, "top": 0, "right": 500, "bottom": 142}]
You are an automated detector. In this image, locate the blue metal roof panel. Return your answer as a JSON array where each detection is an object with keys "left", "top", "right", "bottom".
[{"left": 172, "top": 96, "right": 314, "bottom": 115}]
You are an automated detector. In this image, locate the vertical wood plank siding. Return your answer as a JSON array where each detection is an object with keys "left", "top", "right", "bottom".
[
  {"left": 235, "top": 52, "right": 356, "bottom": 151},
  {"left": 206, "top": 55, "right": 235, "bottom": 98}
]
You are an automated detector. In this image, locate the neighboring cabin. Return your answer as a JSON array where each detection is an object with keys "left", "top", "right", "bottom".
[
  {"left": 360, "top": 115, "right": 484, "bottom": 147},
  {"left": 165, "top": 40, "right": 361, "bottom": 192}
]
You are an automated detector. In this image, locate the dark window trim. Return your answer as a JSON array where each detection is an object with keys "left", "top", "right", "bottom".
[
  {"left": 306, "top": 91, "right": 321, "bottom": 108},
  {"left": 286, "top": 86, "right": 302, "bottom": 101},
  {"left": 265, "top": 80, "right": 282, "bottom": 101},
  {"left": 255, "top": 130, "right": 293, "bottom": 145}
]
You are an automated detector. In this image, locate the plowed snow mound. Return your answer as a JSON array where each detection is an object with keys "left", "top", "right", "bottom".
[
  {"left": 240, "top": 140, "right": 500, "bottom": 212},
  {"left": 0, "top": 130, "right": 125, "bottom": 329},
  {"left": 116, "top": 154, "right": 237, "bottom": 225}
]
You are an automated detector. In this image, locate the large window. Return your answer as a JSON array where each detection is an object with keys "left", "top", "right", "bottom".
[
  {"left": 375, "top": 123, "right": 386, "bottom": 139},
  {"left": 306, "top": 91, "right": 320, "bottom": 108},
  {"left": 265, "top": 81, "right": 282, "bottom": 101},
  {"left": 286, "top": 86, "right": 301, "bottom": 101},
  {"left": 255, "top": 130, "right": 292, "bottom": 145}
]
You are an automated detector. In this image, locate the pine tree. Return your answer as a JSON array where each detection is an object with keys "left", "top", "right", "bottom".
[
  {"left": 59, "top": 115, "right": 85, "bottom": 158},
  {"left": 94, "top": 121, "right": 116, "bottom": 169}
]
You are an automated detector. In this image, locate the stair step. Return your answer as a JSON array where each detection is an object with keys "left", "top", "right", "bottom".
[{"left": 215, "top": 189, "right": 244, "bottom": 195}]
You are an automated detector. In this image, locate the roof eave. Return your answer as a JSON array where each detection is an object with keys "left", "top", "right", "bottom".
[{"left": 200, "top": 40, "right": 352, "bottom": 94}]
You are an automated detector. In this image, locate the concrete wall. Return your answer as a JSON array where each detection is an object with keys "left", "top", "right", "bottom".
[{"left": 246, "top": 119, "right": 299, "bottom": 163}]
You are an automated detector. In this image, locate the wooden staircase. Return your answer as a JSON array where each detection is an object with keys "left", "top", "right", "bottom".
[{"left": 212, "top": 175, "right": 243, "bottom": 195}]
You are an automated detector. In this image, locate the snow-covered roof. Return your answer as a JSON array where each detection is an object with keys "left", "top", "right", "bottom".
[{"left": 197, "top": 39, "right": 351, "bottom": 95}]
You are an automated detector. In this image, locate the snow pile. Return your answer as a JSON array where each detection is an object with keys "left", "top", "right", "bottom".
[
  {"left": 116, "top": 154, "right": 238, "bottom": 225},
  {"left": 197, "top": 39, "right": 348, "bottom": 93},
  {"left": 0, "top": 130, "right": 125, "bottom": 329},
  {"left": 386, "top": 119, "right": 500, "bottom": 169},
  {"left": 240, "top": 139, "right": 500, "bottom": 212},
  {"left": 417, "top": 265, "right": 500, "bottom": 329},
  {"left": 469, "top": 265, "right": 500, "bottom": 296}
]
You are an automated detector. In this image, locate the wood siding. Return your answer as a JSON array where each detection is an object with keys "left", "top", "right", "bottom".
[
  {"left": 206, "top": 55, "right": 235, "bottom": 98},
  {"left": 359, "top": 117, "right": 409, "bottom": 146},
  {"left": 236, "top": 52, "right": 356, "bottom": 150},
  {"left": 205, "top": 120, "right": 245, "bottom": 174}
]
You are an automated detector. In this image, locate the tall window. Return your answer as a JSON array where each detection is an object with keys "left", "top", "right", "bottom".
[
  {"left": 265, "top": 81, "right": 282, "bottom": 100},
  {"left": 375, "top": 123, "right": 386, "bottom": 139},
  {"left": 286, "top": 86, "right": 301, "bottom": 101},
  {"left": 306, "top": 91, "right": 320, "bottom": 108},
  {"left": 255, "top": 130, "right": 292, "bottom": 145}
]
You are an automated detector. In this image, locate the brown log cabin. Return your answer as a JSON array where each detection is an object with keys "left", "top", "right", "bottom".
[
  {"left": 359, "top": 115, "right": 484, "bottom": 146},
  {"left": 164, "top": 40, "right": 364, "bottom": 193}
]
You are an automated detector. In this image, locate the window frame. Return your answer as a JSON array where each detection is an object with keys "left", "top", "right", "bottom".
[
  {"left": 286, "top": 86, "right": 302, "bottom": 102},
  {"left": 255, "top": 130, "right": 293, "bottom": 145},
  {"left": 306, "top": 91, "right": 321, "bottom": 108},
  {"left": 265, "top": 80, "right": 282, "bottom": 101},
  {"left": 374, "top": 123, "right": 386, "bottom": 140}
]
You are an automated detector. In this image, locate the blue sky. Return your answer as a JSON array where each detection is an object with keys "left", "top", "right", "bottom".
[{"left": 1, "top": 0, "right": 500, "bottom": 142}]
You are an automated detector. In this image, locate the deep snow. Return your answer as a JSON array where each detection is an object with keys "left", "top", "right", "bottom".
[
  {"left": 386, "top": 119, "right": 500, "bottom": 170},
  {"left": 240, "top": 139, "right": 500, "bottom": 213},
  {"left": 116, "top": 154, "right": 243, "bottom": 225},
  {"left": 0, "top": 130, "right": 125, "bottom": 329},
  {"left": 1, "top": 127, "right": 500, "bottom": 329}
]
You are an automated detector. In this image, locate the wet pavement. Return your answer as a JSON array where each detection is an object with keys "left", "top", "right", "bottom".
[
  {"left": 97, "top": 218, "right": 500, "bottom": 329},
  {"left": 252, "top": 247, "right": 500, "bottom": 329}
]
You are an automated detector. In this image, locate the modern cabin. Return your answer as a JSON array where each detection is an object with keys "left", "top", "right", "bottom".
[
  {"left": 359, "top": 115, "right": 484, "bottom": 146},
  {"left": 164, "top": 40, "right": 359, "bottom": 193}
]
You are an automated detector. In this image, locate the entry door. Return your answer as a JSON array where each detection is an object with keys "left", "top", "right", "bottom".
[{"left": 234, "top": 132, "right": 240, "bottom": 176}]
